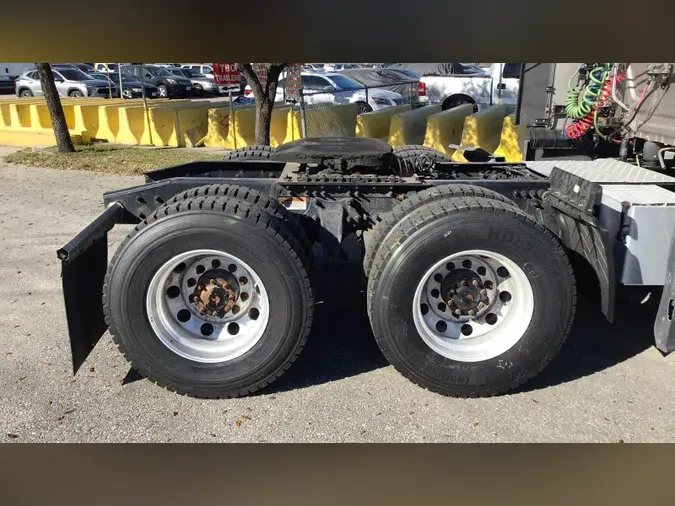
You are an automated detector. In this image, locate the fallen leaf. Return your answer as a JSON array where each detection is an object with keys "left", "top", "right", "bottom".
[
  {"left": 89, "top": 367, "right": 95, "bottom": 373},
  {"left": 473, "top": 422, "right": 479, "bottom": 428},
  {"left": 43, "top": 362, "right": 50, "bottom": 366},
  {"left": 269, "top": 396, "right": 276, "bottom": 400},
  {"left": 235, "top": 419, "right": 242, "bottom": 427},
  {"left": 211, "top": 433, "right": 216, "bottom": 437},
  {"left": 241, "top": 415, "right": 252, "bottom": 421},
  {"left": 7, "top": 433, "right": 19, "bottom": 439},
  {"left": 532, "top": 399, "right": 539, "bottom": 404},
  {"left": 18, "top": 376, "right": 26, "bottom": 381},
  {"left": 173, "top": 411, "right": 178, "bottom": 416}
]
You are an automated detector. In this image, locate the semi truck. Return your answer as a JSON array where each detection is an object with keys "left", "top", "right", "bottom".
[{"left": 58, "top": 62, "right": 675, "bottom": 398}]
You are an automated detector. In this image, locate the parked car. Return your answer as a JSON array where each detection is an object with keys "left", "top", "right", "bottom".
[
  {"left": 87, "top": 72, "right": 116, "bottom": 84},
  {"left": 461, "top": 63, "right": 488, "bottom": 75},
  {"left": 55, "top": 63, "right": 97, "bottom": 74},
  {"left": 89, "top": 72, "right": 159, "bottom": 99},
  {"left": 338, "top": 67, "right": 421, "bottom": 107},
  {"left": 94, "top": 63, "right": 123, "bottom": 73},
  {"left": 419, "top": 62, "right": 522, "bottom": 113},
  {"left": 323, "top": 63, "right": 361, "bottom": 71},
  {"left": 121, "top": 64, "right": 193, "bottom": 98},
  {"left": 247, "top": 71, "right": 405, "bottom": 113},
  {"left": 15, "top": 67, "right": 117, "bottom": 98},
  {"left": 180, "top": 63, "right": 215, "bottom": 79},
  {"left": 167, "top": 68, "right": 218, "bottom": 96},
  {"left": 0, "top": 75, "right": 15, "bottom": 94}
]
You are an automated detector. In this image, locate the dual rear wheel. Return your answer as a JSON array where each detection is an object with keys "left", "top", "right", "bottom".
[{"left": 104, "top": 170, "right": 576, "bottom": 398}]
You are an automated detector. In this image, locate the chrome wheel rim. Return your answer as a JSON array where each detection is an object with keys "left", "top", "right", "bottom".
[
  {"left": 146, "top": 249, "right": 269, "bottom": 363},
  {"left": 412, "top": 249, "right": 534, "bottom": 362}
]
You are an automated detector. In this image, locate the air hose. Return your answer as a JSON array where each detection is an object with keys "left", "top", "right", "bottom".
[{"left": 564, "top": 64, "right": 624, "bottom": 140}]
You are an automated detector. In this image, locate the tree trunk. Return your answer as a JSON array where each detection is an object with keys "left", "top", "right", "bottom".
[
  {"left": 35, "top": 63, "right": 74, "bottom": 153},
  {"left": 238, "top": 63, "right": 287, "bottom": 146},
  {"left": 254, "top": 95, "right": 273, "bottom": 146}
]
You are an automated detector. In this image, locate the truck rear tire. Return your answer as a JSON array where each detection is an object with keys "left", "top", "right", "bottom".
[
  {"left": 103, "top": 195, "right": 314, "bottom": 398},
  {"left": 392, "top": 145, "right": 450, "bottom": 176},
  {"left": 223, "top": 145, "right": 278, "bottom": 160},
  {"left": 161, "top": 183, "right": 314, "bottom": 271},
  {"left": 363, "top": 184, "right": 515, "bottom": 277},
  {"left": 367, "top": 196, "right": 576, "bottom": 397}
]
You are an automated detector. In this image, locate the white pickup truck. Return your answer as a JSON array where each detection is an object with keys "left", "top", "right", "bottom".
[{"left": 420, "top": 63, "right": 522, "bottom": 114}]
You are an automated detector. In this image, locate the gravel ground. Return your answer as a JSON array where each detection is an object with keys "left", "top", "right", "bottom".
[{"left": 1, "top": 146, "right": 675, "bottom": 442}]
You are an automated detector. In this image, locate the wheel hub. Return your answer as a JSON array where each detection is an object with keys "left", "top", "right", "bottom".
[
  {"left": 412, "top": 250, "right": 535, "bottom": 362},
  {"left": 193, "top": 270, "right": 239, "bottom": 317},
  {"left": 441, "top": 269, "right": 489, "bottom": 316}
]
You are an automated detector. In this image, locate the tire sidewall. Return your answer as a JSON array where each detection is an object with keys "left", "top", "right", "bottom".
[
  {"left": 370, "top": 209, "right": 574, "bottom": 394},
  {"left": 107, "top": 211, "right": 310, "bottom": 393}
]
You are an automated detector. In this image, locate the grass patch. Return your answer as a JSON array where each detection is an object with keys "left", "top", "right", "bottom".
[{"left": 4, "top": 144, "right": 225, "bottom": 176}]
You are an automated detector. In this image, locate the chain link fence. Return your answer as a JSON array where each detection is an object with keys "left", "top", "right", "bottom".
[{"left": 292, "top": 78, "right": 422, "bottom": 138}]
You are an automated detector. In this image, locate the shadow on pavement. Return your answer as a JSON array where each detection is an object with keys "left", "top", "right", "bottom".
[
  {"left": 521, "top": 289, "right": 659, "bottom": 393},
  {"left": 262, "top": 258, "right": 389, "bottom": 394}
]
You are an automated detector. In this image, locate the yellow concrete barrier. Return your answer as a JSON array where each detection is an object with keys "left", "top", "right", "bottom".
[
  {"left": 494, "top": 115, "right": 528, "bottom": 162},
  {"left": 356, "top": 104, "right": 410, "bottom": 141},
  {"left": 116, "top": 106, "right": 153, "bottom": 145},
  {"left": 451, "top": 105, "right": 506, "bottom": 162},
  {"left": 270, "top": 106, "right": 290, "bottom": 147},
  {"left": 422, "top": 104, "right": 474, "bottom": 157},
  {"left": 225, "top": 106, "right": 257, "bottom": 149},
  {"left": 203, "top": 108, "right": 231, "bottom": 148},
  {"left": 284, "top": 110, "right": 302, "bottom": 144},
  {"left": 202, "top": 105, "right": 260, "bottom": 149},
  {"left": 388, "top": 105, "right": 442, "bottom": 147},
  {"left": 0, "top": 127, "right": 90, "bottom": 147},
  {"left": 9, "top": 103, "right": 32, "bottom": 128},
  {"left": 176, "top": 107, "right": 209, "bottom": 148},
  {"left": 149, "top": 107, "right": 179, "bottom": 147},
  {"left": 95, "top": 104, "right": 123, "bottom": 142}
]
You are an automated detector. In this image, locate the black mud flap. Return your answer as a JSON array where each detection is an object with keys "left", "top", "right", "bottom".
[
  {"left": 57, "top": 202, "right": 126, "bottom": 373},
  {"left": 544, "top": 167, "right": 616, "bottom": 322},
  {"left": 654, "top": 227, "right": 675, "bottom": 353}
]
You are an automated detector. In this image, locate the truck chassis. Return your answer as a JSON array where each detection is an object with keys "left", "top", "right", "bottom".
[{"left": 58, "top": 138, "right": 675, "bottom": 398}]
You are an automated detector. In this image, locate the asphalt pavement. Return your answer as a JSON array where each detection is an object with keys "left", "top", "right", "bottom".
[{"left": 1, "top": 146, "right": 674, "bottom": 442}]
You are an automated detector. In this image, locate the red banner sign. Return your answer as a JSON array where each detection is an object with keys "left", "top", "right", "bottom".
[
  {"left": 253, "top": 63, "right": 269, "bottom": 89},
  {"left": 212, "top": 63, "right": 241, "bottom": 86},
  {"left": 285, "top": 64, "right": 303, "bottom": 102}
]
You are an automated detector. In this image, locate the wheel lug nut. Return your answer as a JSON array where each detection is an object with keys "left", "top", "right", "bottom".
[
  {"left": 481, "top": 289, "right": 487, "bottom": 296},
  {"left": 472, "top": 280, "right": 479, "bottom": 287},
  {"left": 454, "top": 309, "right": 462, "bottom": 316},
  {"left": 468, "top": 310, "right": 476, "bottom": 316}
]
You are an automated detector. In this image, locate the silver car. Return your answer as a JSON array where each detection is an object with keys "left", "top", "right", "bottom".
[
  {"left": 168, "top": 67, "right": 218, "bottom": 96},
  {"left": 15, "top": 67, "right": 117, "bottom": 98}
]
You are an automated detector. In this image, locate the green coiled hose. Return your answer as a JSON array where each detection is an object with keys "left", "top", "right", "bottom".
[{"left": 565, "top": 64, "right": 612, "bottom": 119}]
